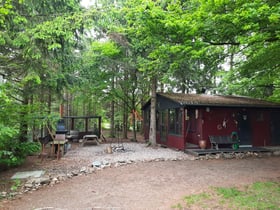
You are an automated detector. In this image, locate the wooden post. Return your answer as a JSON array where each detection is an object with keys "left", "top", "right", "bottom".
[{"left": 59, "top": 104, "right": 64, "bottom": 118}]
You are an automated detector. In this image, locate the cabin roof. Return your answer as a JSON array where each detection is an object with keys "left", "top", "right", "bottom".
[{"left": 157, "top": 93, "right": 280, "bottom": 108}]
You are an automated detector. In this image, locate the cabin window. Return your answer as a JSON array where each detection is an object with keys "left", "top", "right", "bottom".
[{"left": 168, "top": 108, "right": 182, "bottom": 135}]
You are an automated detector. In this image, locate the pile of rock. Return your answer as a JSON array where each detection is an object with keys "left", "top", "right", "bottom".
[{"left": 197, "top": 151, "right": 279, "bottom": 160}]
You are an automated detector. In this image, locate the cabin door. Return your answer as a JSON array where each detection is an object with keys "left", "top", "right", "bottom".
[
  {"left": 271, "top": 112, "right": 280, "bottom": 146},
  {"left": 238, "top": 112, "right": 252, "bottom": 145}
]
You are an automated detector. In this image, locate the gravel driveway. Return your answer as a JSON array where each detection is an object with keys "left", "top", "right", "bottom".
[{"left": 1, "top": 143, "right": 280, "bottom": 210}]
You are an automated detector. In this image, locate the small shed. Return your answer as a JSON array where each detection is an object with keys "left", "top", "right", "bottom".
[{"left": 142, "top": 93, "right": 280, "bottom": 150}]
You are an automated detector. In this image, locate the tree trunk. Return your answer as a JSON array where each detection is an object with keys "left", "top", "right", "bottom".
[
  {"left": 132, "top": 109, "right": 137, "bottom": 141},
  {"left": 110, "top": 100, "right": 115, "bottom": 137},
  {"left": 131, "top": 90, "right": 137, "bottom": 141},
  {"left": 47, "top": 87, "right": 52, "bottom": 114},
  {"left": 149, "top": 76, "right": 157, "bottom": 146},
  {"left": 122, "top": 102, "right": 128, "bottom": 139},
  {"left": 110, "top": 76, "right": 115, "bottom": 137},
  {"left": 19, "top": 90, "right": 29, "bottom": 142}
]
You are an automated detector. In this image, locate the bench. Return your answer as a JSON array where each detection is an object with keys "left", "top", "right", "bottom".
[{"left": 209, "top": 135, "right": 239, "bottom": 150}]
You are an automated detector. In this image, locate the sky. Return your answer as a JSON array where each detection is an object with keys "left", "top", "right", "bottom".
[{"left": 80, "top": 0, "right": 94, "bottom": 8}]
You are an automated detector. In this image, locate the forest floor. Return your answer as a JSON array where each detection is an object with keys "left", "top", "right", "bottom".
[{"left": 0, "top": 133, "right": 280, "bottom": 210}]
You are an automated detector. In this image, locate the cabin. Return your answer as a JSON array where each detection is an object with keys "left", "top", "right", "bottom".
[{"left": 142, "top": 93, "right": 280, "bottom": 150}]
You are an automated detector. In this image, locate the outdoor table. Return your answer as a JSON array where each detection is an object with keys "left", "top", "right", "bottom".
[{"left": 80, "top": 135, "right": 99, "bottom": 146}]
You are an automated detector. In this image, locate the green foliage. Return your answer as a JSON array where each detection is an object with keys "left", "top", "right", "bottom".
[
  {"left": 0, "top": 124, "right": 20, "bottom": 167},
  {"left": 201, "top": 0, "right": 280, "bottom": 100},
  {"left": 10, "top": 179, "right": 21, "bottom": 192},
  {"left": 1, "top": 0, "right": 280, "bottom": 155},
  {"left": 0, "top": 123, "right": 40, "bottom": 168}
]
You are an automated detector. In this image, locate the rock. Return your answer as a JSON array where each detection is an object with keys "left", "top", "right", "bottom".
[
  {"left": 1, "top": 191, "right": 7, "bottom": 197},
  {"left": 71, "top": 170, "right": 79, "bottom": 176},
  {"left": 51, "top": 177, "right": 58, "bottom": 183},
  {"left": 9, "top": 192, "right": 17, "bottom": 197},
  {"left": 235, "top": 153, "right": 245, "bottom": 159},
  {"left": 223, "top": 153, "right": 234, "bottom": 159},
  {"left": 80, "top": 167, "right": 87, "bottom": 173},
  {"left": 189, "top": 156, "right": 198, "bottom": 161},
  {"left": 92, "top": 161, "right": 102, "bottom": 168},
  {"left": 57, "top": 174, "right": 67, "bottom": 181},
  {"left": 34, "top": 177, "right": 51, "bottom": 185},
  {"left": 273, "top": 150, "right": 280, "bottom": 156},
  {"left": 103, "top": 160, "right": 110, "bottom": 166},
  {"left": 24, "top": 183, "right": 33, "bottom": 188},
  {"left": 67, "top": 173, "right": 73, "bottom": 178},
  {"left": 87, "top": 167, "right": 95, "bottom": 174},
  {"left": 114, "top": 162, "right": 120, "bottom": 167},
  {"left": 265, "top": 152, "right": 272, "bottom": 157}
]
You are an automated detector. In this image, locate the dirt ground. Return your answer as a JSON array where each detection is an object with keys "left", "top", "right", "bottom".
[{"left": 1, "top": 154, "right": 280, "bottom": 210}]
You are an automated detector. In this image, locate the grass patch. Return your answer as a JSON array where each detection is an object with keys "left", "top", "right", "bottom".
[
  {"left": 172, "top": 181, "right": 280, "bottom": 209},
  {"left": 184, "top": 193, "right": 210, "bottom": 207}
]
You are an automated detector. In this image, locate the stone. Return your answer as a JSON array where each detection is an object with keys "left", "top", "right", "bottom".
[
  {"left": 24, "top": 183, "right": 33, "bottom": 188},
  {"left": 11, "top": 171, "right": 45, "bottom": 180},
  {"left": 33, "top": 177, "right": 51, "bottom": 185},
  {"left": 1, "top": 191, "right": 7, "bottom": 197},
  {"left": 87, "top": 167, "right": 95, "bottom": 174},
  {"left": 57, "top": 174, "right": 67, "bottom": 181},
  {"left": 92, "top": 161, "right": 102, "bottom": 168},
  {"left": 235, "top": 153, "right": 245, "bottom": 159},
  {"left": 102, "top": 160, "right": 110, "bottom": 166},
  {"left": 51, "top": 177, "right": 58, "bottom": 183},
  {"left": 273, "top": 151, "right": 280, "bottom": 156},
  {"left": 67, "top": 173, "right": 73, "bottom": 178},
  {"left": 80, "top": 167, "right": 87, "bottom": 173},
  {"left": 114, "top": 162, "right": 120, "bottom": 167},
  {"left": 71, "top": 170, "right": 79, "bottom": 176}
]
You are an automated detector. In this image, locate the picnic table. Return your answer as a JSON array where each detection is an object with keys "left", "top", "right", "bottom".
[{"left": 80, "top": 134, "right": 99, "bottom": 147}]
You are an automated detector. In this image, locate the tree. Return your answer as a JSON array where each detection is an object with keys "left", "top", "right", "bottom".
[
  {"left": 0, "top": 0, "right": 88, "bottom": 168},
  {"left": 192, "top": 0, "right": 280, "bottom": 100},
  {"left": 0, "top": 0, "right": 87, "bottom": 141}
]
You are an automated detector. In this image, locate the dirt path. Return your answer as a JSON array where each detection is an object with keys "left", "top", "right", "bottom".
[{"left": 1, "top": 156, "right": 280, "bottom": 210}]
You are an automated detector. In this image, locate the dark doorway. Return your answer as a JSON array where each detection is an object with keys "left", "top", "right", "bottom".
[
  {"left": 238, "top": 112, "right": 252, "bottom": 145},
  {"left": 271, "top": 112, "right": 280, "bottom": 146}
]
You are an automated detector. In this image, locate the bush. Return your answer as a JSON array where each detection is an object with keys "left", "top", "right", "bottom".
[
  {"left": 0, "top": 124, "right": 40, "bottom": 170},
  {"left": 15, "top": 141, "right": 41, "bottom": 158}
]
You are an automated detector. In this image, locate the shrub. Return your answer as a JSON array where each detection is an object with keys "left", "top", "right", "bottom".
[{"left": 0, "top": 124, "right": 40, "bottom": 169}]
